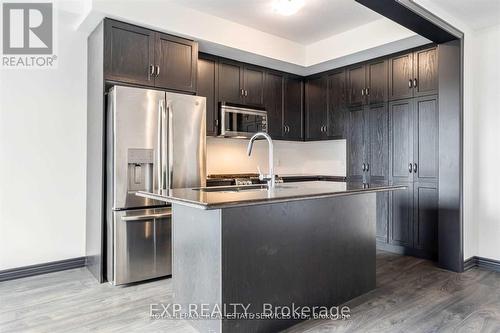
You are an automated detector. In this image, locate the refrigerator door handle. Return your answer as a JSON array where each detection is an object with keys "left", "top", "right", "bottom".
[
  {"left": 157, "top": 99, "right": 167, "bottom": 192},
  {"left": 122, "top": 212, "right": 172, "bottom": 222},
  {"left": 167, "top": 101, "right": 174, "bottom": 190}
]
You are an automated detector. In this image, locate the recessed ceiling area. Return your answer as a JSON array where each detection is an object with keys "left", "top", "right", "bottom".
[{"left": 171, "top": 0, "right": 384, "bottom": 44}]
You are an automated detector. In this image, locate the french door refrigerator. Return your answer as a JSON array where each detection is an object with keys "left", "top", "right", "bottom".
[{"left": 106, "top": 85, "right": 206, "bottom": 285}]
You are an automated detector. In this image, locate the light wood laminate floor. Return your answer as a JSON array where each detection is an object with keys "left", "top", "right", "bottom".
[{"left": 1, "top": 251, "right": 499, "bottom": 333}]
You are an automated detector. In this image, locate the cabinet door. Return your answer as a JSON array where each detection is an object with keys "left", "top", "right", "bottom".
[
  {"left": 414, "top": 95, "right": 439, "bottom": 183},
  {"left": 376, "top": 189, "right": 390, "bottom": 244},
  {"left": 413, "top": 183, "right": 438, "bottom": 255},
  {"left": 347, "top": 107, "right": 366, "bottom": 182},
  {"left": 389, "top": 99, "right": 414, "bottom": 183},
  {"left": 413, "top": 47, "right": 438, "bottom": 97},
  {"left": 155, "top": 33, "right": 198, "bottom": 93},
  {"left": 305, "top": 76, "right": 327, "bottom": 140},
  {"left": 389, "top": 53, "right": 413, "bottom": 100},
  {"left": 218, "top": 59, "right": 243, "bottom": 104},
  {"left": 104, "top": 20, "right": 155, "bottom": 86},
  {"left": 244, "top": 66, "right": 265, "bottom": 106},
  {"left": 264, "top": 72, "right": 284, "bottom": 139},
  {"left": 327, "top": 70, "right": 347, "bottom": 138},
  {"left": 366, "top": 104, "right": 389, "bottom": 183},
  {"left": 284, "top": 75, "right": 304, "bottom": 140},
  {"left": 197, "top": 56, "right": 218, "bottom": 136},
  {"left": 367, "top": 60, "right": 388, "bottom": 104},
  {"left": 389, "top": 182, "right": 413, "bottom": 247},
  {"left": 347, "top": 64, "right": 366, "bottom": 107}
]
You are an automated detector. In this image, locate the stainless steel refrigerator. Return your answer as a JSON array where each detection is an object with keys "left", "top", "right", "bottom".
[{"left": 105, "top": 85, "right": 206, "bottom": 285}]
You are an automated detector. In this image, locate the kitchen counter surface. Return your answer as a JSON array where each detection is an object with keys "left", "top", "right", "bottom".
[{"left": 137, "top": 181, "right": 405, "bottom": 210}]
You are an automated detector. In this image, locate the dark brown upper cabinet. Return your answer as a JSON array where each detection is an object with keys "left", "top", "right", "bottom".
[
  {"left": 104, "top": 19, "right": 155, "bottom": 86},
  {"left": 104, "top": 19, "right": 198, "bottom": 93},
  {"left": 244, "top": 66, "right": 265, "bottom": 106},
  {"left": 413, "top": 47, "right": 438, "bottom": 97},
  {"left": 217, "top": 60, "right": 264, "bottom": 106},
  {"left": 264, "top": 72, "right": 303, "bottom": 141},
  {"left": 347, "top": 64, "right": 366, "bottom": 107},
  {"left": 389, "top": 53, "right": 414, "bottom": 101},
  {"left": 389, "top": 47, "right": 438, "bottom": 101},
  {"left": 283, "top": 75, "right": 304, "bottom": 141},
  {"left": 347, "top": 60, "right": 387, "bottom": 107},
  {"left": 197, "top": 54, "right": 218, "bottom": 136},
  {"left": 305, "top": 75, "right": 328, "bottom": 140},
  {"left": 264, "top": 71, "right": 284, "bottom": 139},
  {"left": 366, "top": 60, "right": 388, "bottom": 104},
  {"left": 154, "top": 33, "right": 198, "bottom": 93},
  {"left": 218, "top": 59, "right": 243, "bottom": 104},
  {"left": 327, "top": 69, "right": 347, "bottom": 139}
]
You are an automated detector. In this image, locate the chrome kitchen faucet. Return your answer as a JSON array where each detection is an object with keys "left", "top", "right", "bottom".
[{"left": 247, "top": 132, "right": 275, "bottom": 188}]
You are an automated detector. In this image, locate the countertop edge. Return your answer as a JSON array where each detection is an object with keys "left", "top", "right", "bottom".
[{"left": 137, "top": 185, "right": 407, "bottom": 210}]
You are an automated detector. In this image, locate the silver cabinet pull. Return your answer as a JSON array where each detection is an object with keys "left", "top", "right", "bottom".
[
  {"left": 244, "top": 90, "right": 248, "bottom": 97},
  {"left": 408, "top": 79, "right": 413, "bottom": 88},
  {"left": 361, "top": 88, "right": 365, "bottom": 96},
  {"left": 409, "top": 163, "right": 413, "bottom": 173},
  {"left": 413, "top": 78, "right": 418, "bottom": 88},
  {"left": 413, "top": 163, "right": 417, "bottom": 173},
  {"left": 149, "top": 64, "right": 155, "bottom": 79},
  {"left": 366, "top": 87, "right": 370, "bottom": 96},
  {"left": 366, "top": 163, "right": 370, "bottom": 172},
  {"left": 362, "top": 163, "right": 366, "bottom": 172},
  {"left": 240, "top": 89, "right": 244, "bottom": 96},
  {"left": 155, "top": 65, "right": 160, "bottom": 77}
]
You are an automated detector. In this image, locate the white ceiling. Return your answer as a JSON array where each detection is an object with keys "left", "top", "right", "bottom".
[
  {"left": 171, "top": 0, "right": 383, "bottom": 44},
  {"left": 430, "top": 0, "right": 500, "bottom": 30}
]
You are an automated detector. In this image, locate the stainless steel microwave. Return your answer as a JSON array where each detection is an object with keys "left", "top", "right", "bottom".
[{"left": 218, "top": 102, "right": 267, "bottom": 138}]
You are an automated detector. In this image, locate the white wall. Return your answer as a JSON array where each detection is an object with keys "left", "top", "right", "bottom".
[
  {"left": 471, "top": 24, "right": 500, "bottom": 261},
  {"left": 416, "top": 0, "right": 500, "bottom": 261},
  {"left": 207, "top": 138, "right": 346, "bottom": 177},
  {"left": 0, "top": 10, "right": 87, "bottom": 270}
]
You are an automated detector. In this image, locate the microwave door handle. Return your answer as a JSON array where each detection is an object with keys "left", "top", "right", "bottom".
[{"left": 167, "top": 101, "right": 174, "bottom": 190}]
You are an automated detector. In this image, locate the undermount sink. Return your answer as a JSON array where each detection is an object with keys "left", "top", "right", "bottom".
[{"left": 193, "top": 184, "right": 296, "bottom": 193}]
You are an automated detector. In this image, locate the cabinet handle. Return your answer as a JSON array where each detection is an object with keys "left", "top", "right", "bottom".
[
  {"left": 240, "top": 89, "right": 244, "bottom": 96},
  {"left": 244, "top": 90, "right": 248, "bottom": 97},
  {"left": 413, "top": 163, "right": 417, "bottom": 173},
  {"left": 409, "top": 163, "right": 413, "bottom": 173},
  {"left": 362, "top": 163, "right": 366, "bottom": 172},
  {"left": 287, "top": 125, "right": 290, "bottom": 133},
  {"left": 361, "top": 88, "right": 365, "bottom": 96},
  {"left": 413, "top": 78, "right": 418, "bottom": 88},
  {"left": 366, "top": 87, "right": 370, "bottom": 96},
  {"left": 155, "top": 65, "right": 160, "bottom": 77},
  {"left": 408, "top": 79, "right": 413, "bottom": 88},
  {"left": 366, "top": 163, "right": 370, "bottom": 172},
  {"left": 149, "top": 64, "right": 154, "bottom": 79}
]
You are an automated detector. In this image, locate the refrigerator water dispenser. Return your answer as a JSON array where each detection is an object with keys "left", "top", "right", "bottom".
[{"left": 127, "top": 148, "right": 153, "bottom": 193}]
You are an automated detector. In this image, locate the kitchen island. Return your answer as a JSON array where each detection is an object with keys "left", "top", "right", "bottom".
[{"left": 138, "top": 181, "right": 404, "bottom": 333}]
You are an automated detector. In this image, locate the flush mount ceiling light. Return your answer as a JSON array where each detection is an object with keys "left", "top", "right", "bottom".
[{"left": 272, "top": 0, "right": 305, "bottom": 16}]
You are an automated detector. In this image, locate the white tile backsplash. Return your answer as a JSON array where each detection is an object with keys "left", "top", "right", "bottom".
[{"left": 206, "top": 137, "right": 346, "bottom": 176}]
